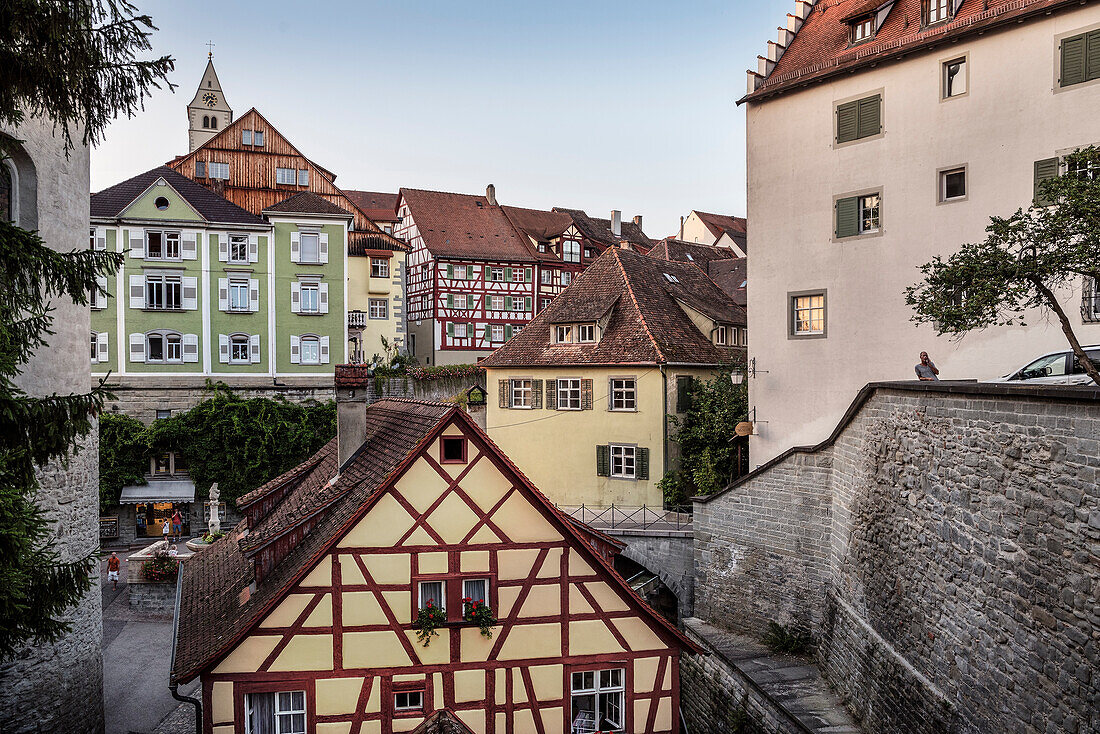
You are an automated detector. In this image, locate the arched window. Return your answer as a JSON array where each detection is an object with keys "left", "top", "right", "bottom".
[
  {"left": 0, "top": 162, "right": 11, "bottom": 223},
  {"left": 0, "top": 139, "right": 36, "bottom": 229},
  {"left": 300, "top": 335, "right": 320, "bottom": 365},
  {"left": 210, "top": 117, "right": 218, "bottom": 130},
  {"left": 229, "top": 333, "right": 250, "bottom": 364},
  {"left": 146, "top": 330, "right": 183, "bottom": 363},
  {"left": 202, "top": 115, "right": 210, "bottom": 129}
]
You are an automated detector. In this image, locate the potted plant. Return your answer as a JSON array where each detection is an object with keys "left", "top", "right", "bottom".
[
  {"left": 141, "top": 551, "right": 179, "bottom": 582},
  {"left": 463, "top": 597, "right": 496, "bottom": 639},
  {"left": 413, "top": 600, "right": 447, "bottom": 646}
]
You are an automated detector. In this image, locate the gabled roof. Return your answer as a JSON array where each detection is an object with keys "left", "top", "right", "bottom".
[
  {"left": 649, "top": 238, "right": 741, "bottom": 269},
  {"left": 708, "top": 257, "right": 748, "bottom": 307},
  {"left": 343, "top": 190, "right": 400, "bottom": 221},
  {"left": 480, "top": 247, "right": 745, "bottom": 368},
  {"left": 409, "top": 710, "right": 477, "bottom": 734},
  {"left": 693, "top": 211, "right": 747, "bottom": 247},
  {"left": 399, "top": 188, "right": 538, "bottom": 263},
  {"left": 745, "top": 0, "right": 1083, "bottom": 102},
  {"left": 501, "top": 206, "right": 574, "bottom": 245},
  {"left": 90, "top": 166, "right": 266, "bottom": 225},
  {"left": 554, "top": 208, "right": 654, "bottom": 252},
  {"left": 264, "top": 191, "right": 352, "bottom": 217}
]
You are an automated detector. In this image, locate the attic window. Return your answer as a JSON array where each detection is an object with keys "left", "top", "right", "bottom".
[
  {"left": 441, "top": 436, "right": 467, "bottom": 464},
  {"left": 663, "top": 273, "right": 680, "bottom": 283},
  {"left": 685, "top": 253, "right": 694, "bottom": 261},
  {"left": 924, "top": 0, "right": 952, "bottom": 25},
  {"left": 851, "top": 16, "right": 875, "bottom": 43},
  {"left": 154, "top": 196, "right": 170, "bottom": 211}
]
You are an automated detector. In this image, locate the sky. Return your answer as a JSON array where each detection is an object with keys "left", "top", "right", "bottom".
[{"left": 91, "top": 1, "right": 786, "bottom": 238}]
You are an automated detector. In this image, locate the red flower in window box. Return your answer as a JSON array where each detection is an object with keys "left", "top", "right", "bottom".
[
  {"left": 413, "top": 600, "right": 447, "bottom": 647},
  {"left": 462, "top": 597, "right": 496, "bottom": 638}
]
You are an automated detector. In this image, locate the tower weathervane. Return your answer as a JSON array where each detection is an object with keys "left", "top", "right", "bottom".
[{"left": 206, "top": 40, "right": 215, "bottom": 59}]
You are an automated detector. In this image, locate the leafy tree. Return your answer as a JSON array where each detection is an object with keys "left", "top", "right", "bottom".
[
  {"left": 906, "top": 147, "right": 1100, "bottom": 386},
  {"left": 659, "top": 368, "right": 749, "bottom": 506},
  {"left": 0, "top": 0, "right": 172, "bottom": 657}
]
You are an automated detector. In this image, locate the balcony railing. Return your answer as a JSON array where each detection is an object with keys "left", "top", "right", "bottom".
[
  {"left": 1082, "top": 294, "right": 1100, "bottom": 324},
  {"left": 556, "top": 504, "right": 693, "bottom": 532},
  {"left": 348, "top": 310, "right": 367, "bottom": 328}
]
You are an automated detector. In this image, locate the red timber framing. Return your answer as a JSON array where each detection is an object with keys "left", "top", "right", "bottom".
[{"left": 196, "top": 407, "right": 695, "bottom": 734}]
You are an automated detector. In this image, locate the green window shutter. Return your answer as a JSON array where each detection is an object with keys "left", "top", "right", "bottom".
[
  {"left": 483, "top": 325, "right": 491, "bottom": 341},
  {"left": 835, "top": 196, "right": 859, "bottom": 238},
  {"left": 856, "top": 95, "right": 881, "bottom": 139},
  {"left": 447, "top": 294, "right": 454, "bottom": 309},
  {"left": 637, "top": 448, "right": 650, "bottom": 480},
  {"left": 596, "top": 445, "right": 610, "bottom": 477},
  {"left": 525, "top": 268, "right": 532, "bottom": 283},
  {"left": 447, "top": 264, "right": 454, "bottom": 278},
  {"left": 1034, "top": 157, "right": 1059, "bottom": 206},
  {"left": 581, "top": 379, "right": 593, "bottom": 410},
  {"left": 498, "top": 380, "right": 508, "bottom": 408},
  {"left": 1087, "top": 30, "right": 1100, "bottom": 82},
  {"left": 525, "top": 296, "right": 532, "bottom": 312},
  {"left": 447, "top": 322, "right": 454, "bottom": 337},
  {"left": 1061, "top": 33, "right": 1087, "bottom": 87},
  {"left": 532, "top": 380, "right": 543, "bottom": 408},
  {"left": 504, "top": 267, "right": 513, "bottom": 282},
  {"left": 836, "top": 101, "right": 858, "bottom": 143},
  {"left": 546, "top": 380, "right": 558, "bottom": 410},
  {"left": 505, "top": 324, "right": 513, "bottom": 340},
  {"left": 505, "top": 296, "right": 512, "bottom": 311}
]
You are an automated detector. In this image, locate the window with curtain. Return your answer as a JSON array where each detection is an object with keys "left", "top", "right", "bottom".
[
  {"left": 246, "top": 690, "right": 306, "bottom": 734},
  {"left": 419, "top": 580, "right": 444, "bottom": 612}
]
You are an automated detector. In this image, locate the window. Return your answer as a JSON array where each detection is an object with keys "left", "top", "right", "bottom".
[
  {"left": 556, "top": 325, "right": 576, "bottom": 344},
  {"left": 1084, "top": 277, "right": 1100, "bottom": 323},
  {"left": 90, "top": 332, "right": 98, "bottom": 361},
  {"left": 859, "top": 194, "right": 880, "bottom": 232},
  {"left": 454, "top": 294, "right": 468, "bottom": 310},
  {"left": 663, "top": 273, "right": 680, "bottom": 284},
  {"left": 538, "top": 243, "right": 547, "bottom": 253},
  {"left": 383, "top": 224, "right": 393, "bottom": 234},
  {"left": 1015, "top": 353, "right": 1070, "bottom": 380},
  {"left": 940, "top": 167, "right": 967, "bottom": 202},
  {"left": 242, "top": 129, "right": 253, "bottom": 146},
  {"left": 540, "top": 297, "right": 551, "bottom": 310},
  {"left": 791, "top": 293, "right": 826, "bottom": 337},
  {"left": 610, "top": 445, "right": 636, "bottom": 479},
  {"left": 925, "top": 0, "right": 951, "bottom": 25},
  {"left": 229, "top": 234, "right": 249, "bottom": 263},
  {"left": 300, "top": 336, "right": 320, "bottom": 365},
  {"left": 299, "top": 233, "right": 320, "bottom": 264},
  {"left": 368, "top": 298, "right": 388, "bottom": 319},
  {"left": 297, "top": 169, "right": 309, "bottom": 186},
  {"left": 208, "top": 162, "right": 229, "bottom": 180},
  {"left": 230, "top": 335, "right": 250, "bottom": 364},
  {"left": 462, "top": 578, "right": 488, "bottom": 613},
  {"left": 195, "top": 161, "right": 206, "bottom": 178},
  {"left": 246, "top": 690, "right": 307, "bottom": 734},
  {"left": 254, "top": 130, "right": 264, "bottom": 147},
  {"left": 146, "top": 275, "right": 182, "bottom": 310},
  {"left": 276, "top": 167, "right": 296, "bottom": 185},
  {"left": 394, "top": 690, "right": 424, "bottom": 714},
  {"left": 228, "top": 278, "right": 250, "bottom": 311},
  {"left": 1067, "top": 152, "right": 1100, "bottom": 181},
  {"left": 563, "top": 240, "right": 581, "bottom": 263},
  {"left": 835, "top": 94, "right": 881, "bottom": 144},
  {"left": 490, "top": 295, "right": 505, "bottom": 311},
  {"left": 576, "top": 324, "right": 596, "bottom": 343},
  {"left": 835, "top": 193, "right": 881, "bottom": 238},
  {"left": 584, "top": 247, "right": 595, "bottom": 259},
  {"left": 610, "top": 378, "right": 636, "bottom": 411},
  {"left": 156, "top": 409, "right": 172, "bottom": 420},
  {"left": 491, "top": 324, "right": 505, "bottom": 342},
  {"left": 371, "top": 258, "right": 389, "bottom": 277},
  {"left": 510, "top": 379, "right": 533, "bottom": 408},
  {"left": 154, "top": 196, "right": 170, "bottom": 211},
  {"left": 441, "top": 436, "right": 467, "bottom": 463},
  {"left": 418, "top": 580, "right": 445, "bottom": 612},
  {"left": 715, "top": 326, "right": 728, "bottom": 345},
  {"left": 147, "top": 332, "right": 183, "bottom": 363},
  {"left": 489, "top": 266, "right": 504, "bottom": 282},
  {"left": 852, "top": 17, "right": 874, "bottom": 43},
  {"left": 943, "top": 57, "right": 967, "bottom": 98},
  {"left": 202, "top": 115, "right": 210, "bottom": 129},
  {"left": 210, "top": 117, "right": 218, "bottom": 130},
  {"left": 561, "top": 271, "right": 572, "bottom": 286},
  {"left": 557, "top": 379, "right": 582, "bottom": 410},
  {"left": 1060, "top": 30, "right": 1100, "bottom": 87},
  {"left": 453, "top": 323, "right": 467, "bottom": 338},
  {"left": 300, "top": 283, "right": 320, "bottom": 313},
  {"left": 571, "top": 668, "right": 625, "bottom": 733},
  {"left": 146, "top": 231, "right": 181, "bottom": 260},
  {"left": 453, "top": 264, "right": 467, "bottom": 280},
  {"left": 541, "top": 269, "right": 552, "bottom": 284}
]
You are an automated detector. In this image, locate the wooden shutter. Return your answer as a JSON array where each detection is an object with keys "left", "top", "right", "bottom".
[
  {"left": 129, "top": 274, "right": 145, "bottom": 309},
  {"left": 1087, "top": 30, "right": 1100, "bottom": 82},
  {"left": 290, "top": 335, "right": 300, "bottom": 364},
  {"left": 596, "top": 445, "right": 610, "bottom": 477},
  {"left": 525, "top": 268, "right": 532, "bottom": 283},
  {"left": 836, "top": 100, "right": 858, "bottom": 143},
  {"left": 290, "top": 231, "right": 301, "bottom": 263},
  {"left": 182, "top": 277, "right": 198, "bottom": 310},
  {"left": 94, "top": 276, "right": 108, "bottom": 309},
  {"left": 319, "top": 283, "right": 329, "bottom": 314},
  {"left": 532, "top": 380, "right": 543, "bottom": 408},
  {"left": 216, "top": 234, "right": 227, "bottom": 262},
  {"left": 856, "top": 95, "right": 881, "bottom": 139},
  {"left": 218, "top": 334, "right": 230, "bottom": 363},
  {"left": 97, "top": 332, "right": 109, "bottom": 363},
  {"left": 320, "top": 336, "right": 330, "bottom": 364},
  {"left": 93, "top": 228, "right": 107, "bottom": 251},
  {"left": 835, "top": 196, "right": 859, "bottom": 238},
  {"left": 248, "top": 234, "right": 259, "bottom": 263},
  {"left": 129, "top": 333, "right": 145, "bottom": 363},
  {"left": 182, "top": 231, "right": 198, "bottom": 260},
  {"left": 447, "top": 294, "right": 454, "bottom": 309},
  {"left": 218, "top": 278, "right": 229, "bottom": 311},
  {"left": 546, "top": 380, "right": 558, "bottom": 410},
  {"left": 182, "top": 334, "right": 199, "bottom": 363},
  {"left": 319, "top": 233, "right": 329, "bottom": 264},
  {"left": 637, "top": 448, "right": 650, "bottom": 480},
  {"left": 1034, "top": 158, "right": 1059, "bottom": 206},
  {"left": 291, "top": 282, "right": 301, "bottom": 313},
  {"left": 1061, "top": 33, "right": 1087, "bottom": 87},
  {"left": 447, "top": 322, "right": 454, "bottom": 337},
  {"left": 524, "top": 296, "right": 532, "bottom": 312},
  {"left": 249, "top": 279, "right": 260, "bottom": 312},
  {"left": 249, "top": 334, "right": 261, "bottom": 363},
  {"left": 498, "top": 380, "right": 508, "bottom": 408},
  {"left": 447, "top": 264, "right": 454, "bottom": 279},
  {"left": 505, "top": 324, "right": 513, "bottom": 340},
  {"left": 504, "top": 267, "right": 513, "bottom": 282},
  {"left": 582, "top": 379, "right": 593, "bottom": 410},
  {"left": 504, "top": 296, "right": 513, "bottom": 311},
  {"left": 677, "top": 376, "right": 693, "bottom": 413},
  {"left": 129, "top": 230, "right": 144, "bottom": 258}
]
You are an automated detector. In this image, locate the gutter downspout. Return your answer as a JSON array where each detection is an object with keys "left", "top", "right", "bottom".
[
  {"left": 169, "top": 569, "right": 202, "bottom": 734},
  {"left": 660, "top": 364, "right": 669, "bottom": 490}
]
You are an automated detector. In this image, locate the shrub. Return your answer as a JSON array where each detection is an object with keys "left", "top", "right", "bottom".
[
  {"left": 405, "top": 364, "right": 483, "bottom": 382},
  {"left": 141, "top": 553, "right": 179, "bottom": 582}
]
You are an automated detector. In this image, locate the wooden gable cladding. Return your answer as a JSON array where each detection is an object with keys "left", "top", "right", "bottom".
[{"left": 202, "top": 412, "right": 689, "bottom": 734}]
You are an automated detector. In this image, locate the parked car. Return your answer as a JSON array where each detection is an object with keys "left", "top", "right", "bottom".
[{"left": 987, "top": 345, "right": 1100, "bottom": 385}]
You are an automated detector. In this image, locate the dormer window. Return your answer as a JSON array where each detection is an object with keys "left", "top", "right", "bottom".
[
  {"left": 924, "top": 0, "right": 951, "bottom": 25},
  {"left": 663, "top": 273, "right": 680, "bottom": 284},
  {"left": 555, "top": 325, "right": 572, "bottom": 343},
  {"left": 852, "top": 16, "right": 875, "bottom": 43},
  {"left": 553, "top": 323, "right": 597, "bottom": 344}
]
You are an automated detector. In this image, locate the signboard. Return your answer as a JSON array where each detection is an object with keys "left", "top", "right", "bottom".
[
  {"left": 734, "top": 421, "right": 754, "bottom": 437},
  {"left": 99, "top": 516, "right": 120, "bottom": 540}
]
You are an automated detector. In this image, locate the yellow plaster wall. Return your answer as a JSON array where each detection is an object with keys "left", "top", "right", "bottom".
[
  {"left": 419, "top": 551, "right": 447, "bottom": 574},
  {"left": 342, "top": 591, "right": 387, "bottom": 626},
  {"left": 528, "top": 664, "right": 564, "bottom": 700},
  {"left": 362, "top": 553, "right": 411, "bottom": 585},
  {"left": 304, "top": 594, "right": 333, "bottom": 627},
  {"left": 583, "top": 581, "right": 630, "bottom": 612},
  {"left": 381, "top": 591, "right": 410, "bottom": 621},
  {"left": 460, "top": 456, "right": 512, "bottom": 508},
  {"left": 268, "top": 634, "right": 333, "bottom": 671},
  {"left": 316, "top": 677, "right": 364, "bottom": 715},
  {"left": 317, "top": 723, "right": 352, "bottom": 734},
  {"left": 394, "top": 457, "right": 450, "bottom": 514},
  {"left": 456, "top": 709, "right": 486, "bottom": 732},
  {"left": 634, "top": 656, "right": 660, "bottom": 693},
  {"left": 211, "top": 681, "right": 234, "bottom": 724},
  {"left": 540, "top": 707, "right": 565, "bottom": 734},
  {"left": 569, "top": 619, "right": 626, "bottom": 656},
  {"left": 300, "top": 555, "right": 332, "bottom": 587},
  {"left": 454, "top": 669, "right": 486, "bottom": 703},
  {"left": 569, "top": 585, "right": 595, "bottom": 614},
  {"left": 343, "top": 631, "right": 412, "bottom": 668},
  {"left": 492, "top": 492, "right": 559, "bottom": 542},
  {"left": 338, "top": 493, "right": 413, "bottom": 547},
  {"left": 497, "top": 622, "right": 561, "bottom": 660},
  {"left": 213, "top": 726, "right": 234, "bottom": 734},
  {"left": 405, "top": 629, "right": 449, "bottom": 665},
  {"left": 569, "top": 548, "right": 596, "bottom": 577},
  {"left": 392, "top": 717, "right": 423, "bottom": 732},
  {"left": 427, "top": 492, "right": 480, "bottom": 544},
  {"left": 511, "top": 668, "right": 527, "bottom": 703},
  {"left": 460, "top": 550, "right": 490, "bottom": 572},
  {"left": 497, "top": 548, "right": 542, "bottom": 580},
  {"left": 340, "top": 555, "right": 366, "bottom": 585},
  {"left": 518, "top": 584, "right": 561, "bottom": 618},
  {"left": 612, "top": 617, "right": 666, "bottom": 652},
  {"left": 538, "top": 548, "right": 563, "bottom": 578},
  {"left": 259, "top": 593, "right": 313, "bottom": 628},
  {"left": 460, "top": 626, "right": 500, "bottom": 662},
  {"left": 212, "top": 636, "right": 279, "bottom": 674}
]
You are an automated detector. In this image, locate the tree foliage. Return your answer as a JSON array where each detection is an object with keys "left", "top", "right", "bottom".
[
  {"left": 99, "top": 385, "right": 337, "bottom": 509},
  {"left": 906, "top": 147, "right": 1100, "bottom": 385},
  {"left": 658, "top": 368, "right": 749, "bottom": 506}
]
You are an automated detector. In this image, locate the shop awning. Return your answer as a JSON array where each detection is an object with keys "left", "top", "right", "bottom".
[{"left": 119, "top": 480, "right": 196, "bottom": 505}]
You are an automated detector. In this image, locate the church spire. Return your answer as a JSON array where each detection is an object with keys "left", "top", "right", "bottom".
[{"left": 186, "top": 53, "right": 233, "bottom": 152}]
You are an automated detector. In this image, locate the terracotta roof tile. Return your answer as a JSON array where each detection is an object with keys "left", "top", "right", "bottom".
[
  {"left": 693, "top": 210, "right": 747, "bottom": 248},
  {"left": 553, "top": 208, "right": 655, "bottom": 252},
  {"left": 348, "top": 230, "right": 404, "bottom": 255},
  {"left": 708, "top": 258, "right": 748, "bottom": 306},
  {"left": 343, "top": 190, "right": 400, "bottom": 222},
  {"left": 399, "top": 188, "right": 537, "bottom": 263},
  {"left": 649, "top": 238, "right": 741, "bottom": 268},
  {"left": 265, "top": 191, "right": 351, "bottom": 216},
  {"left": 90, "top": 166, "right": 266, "bottom": 225}
]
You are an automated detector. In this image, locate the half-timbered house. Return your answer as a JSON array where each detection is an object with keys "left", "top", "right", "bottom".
[{"left": 172, "top": 371, "right": 696, "bottom": 733}]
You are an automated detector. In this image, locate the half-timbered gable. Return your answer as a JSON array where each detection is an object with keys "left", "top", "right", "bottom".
[{"left": 173, "top": 394, "right": 694, "bottom": 733}]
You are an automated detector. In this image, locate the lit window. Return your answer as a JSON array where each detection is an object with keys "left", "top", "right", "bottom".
[
  {"left": 563, "top": 240, "right": 581, "bottom": 263},
  {"left": 940, "top": 168, "right": 967, "bottom": 201},
  {"left": 394, "top": 690, "right": 424, "bottom": 714},
  {"left": 926, "top": 0, "right": 951, "bottom": 24},
  {"left": 229, "top": 234, "right": 248, "bottom": 263},
  {"left": 576, "top": 324, "right": 596, "bottom": 343},
  {"left": 610, "top": 379, "right": 636, "bottom": 411},
  {"left": 229, "top": 335, "right": 249, "bottom": 364},
  {"left": 792, "top": 293, "right": 826, "bottom": 336},
  {"left": 276, "top": 167, "right": 296, "bottom": 185},
  {"left": 510, "top": 379, "right": 533, "bottom": 408},
  {"left": 228, "top": 278, "right": 249, "bottom": 311},
  {"left": 208, "top": 162, "right": 229, "bottom": 180},
  {"left": 555, "top": 325, "right": 573, "bottom": 343},
  {"left": 299, "top": 233, "right": 320, "bottom": 264},
  {"left": 371, "top": 258, "right": 389, "bottom": 277},
  {"left": 943, "top": 57, "right": 967, "bottom": 98},
  {"left": 300, "top": 336, "right": 320, "bottom": 365},
  {"left": 300, "top": 283, "right": 320, "bottom": 313},
  {"left": 369, "top": 298, "right": 388, "bottom": 319},
  {"left": 859, "top": 194, "right": 880, "bottom": 233},
  {"left": 246, "top": 691, "right": 306, "bottom": 734},
  {"left": 557, "top": 378, "right": 582, "bottom": 410}
]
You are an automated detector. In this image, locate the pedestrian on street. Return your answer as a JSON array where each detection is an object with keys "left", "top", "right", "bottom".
[
  {"left": 915, "top": 351, "right": 940, "bottom": 381},
  {"left": 171, "top": 508, "right": 183, "bottom": 541},
  {"left": 106, "top": 552, "right": 121, "bottom": 589},
  {"left": 162, "top": 518, "right": 171, "bottom": 543}
]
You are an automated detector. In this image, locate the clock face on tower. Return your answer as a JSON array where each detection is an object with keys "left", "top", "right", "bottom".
[{"left": 202, "top": 92, "right": 218, "bottom": 107}]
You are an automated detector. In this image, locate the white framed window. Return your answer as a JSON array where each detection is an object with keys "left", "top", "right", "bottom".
[
  {"left": 926, "top": 0, "right": 950, "bottom": 24},
  {"left": 858, "top": 194, "right": 880, "bottom": 233},
  {"left": 584, "top": 247, "right": 595, "bottom": 259},
  {"left": 452, "top": 323, "right": 467, "bottom": 338},
  {"left": 491, "top": 324, "right": 505, "bottom": 342},
  {"left": 792, "top": 293, "right": 826, "bottom": 336},
  {"left": 276, "top": 167, "right": 296, "bottom": 185},
  {"left": 90, "top": 332, "right": 99, "bottom": 362},
  {"left": 89, "top": 227, "right": 96, "bottom": 249},
  {"left": 555, "top": 325, "right": 573, "bottom": 343},
  {"left": 541, "top": 269, "right": 552, "bottom": 284},
  {"left": 462, "top": 578, "right": 489, "bottom": 613},
  {"left": 156, "top": 409, "right": 172, "bottom": 420},
  {"left": 610, "top": 378, "right": 636, "bottom": 411},
  {"left": 490, "top": 295, "right": 505, "bottom": 311},
  {"left": 940, "top": 167, "right": 967, "bottom": 202},
  {"left": 371, "top": 257, "right": 389, "bottom": 278},
  {"left": 1066, "top": 153, "right": 1100, "bottom": 181},
  {"left": 368, "top": 298, "right": 388, "bottom": 319},
  {"left": 489, "top": 267, "right": 504, "bottom": 282},
  {"left": 453, "top": 294, "right": 468, "bottom": 310},
  {"left": 299, "top": 233, "right": 320, "bottom": 264},
  {"left": 609, "top": 445, "right": 636, "bottom": 479},
  {"left": 557, "top": 378, "right": 582, "bottom": 410},
  {"left": 510, "top": 379, "right": 533, "bottom": 408},
  {"left": 563, "top": 240, "right": 581, "bottom": 263},
  {"left": 418, "top": 580, "right": 445, "bottom": 612},
  {"left": 299, "top": 283, "right": 320, "bottom": 313},
  {"left": 253, "top": 130, "right": 264, "bottom": 147},
  {"left": 241, "top": 129, "right": 253, "bottom": 146},
  {"left": 208, "top": 162, "right": 229, "bottom": 180},
  {"left": 299, "top": 336, "right": 320, "bottom": 365},
  {"left": 394, "top": 690, "right": 424, "bottom": 713},
  {"left": 245, "top": 690, "right": 307, "bottom": 734},
  {"left": 453, "top": 264, "right": 467, "bottom": 280},
  {"left": 297, "top": 169, "right": 309, "bottom": 186},
  {"left": 852, "top": 17, "right": 874, "bottom": 42},
  {"left": 715, "top": 326, "right": 728, "bottom": 345},
  {"left": 229, "top": 335, "right": 250, "bottom": 364},
  {"left": 540, "top": 297, "right": 551, "bottom": 310},
  {"left": 147, "top": 331, "right": 183, "bottom": 363},
  {"left": 229, "top": 234, "right": 249, "bottom": 263},
  {"left": 561, "top": 271, "right": 572, "bottom": 286},
  {"left": 146, "top": 231, "right": 181, "bottom": 260},
  {"left": 577, "top": 324, "right": 596, "bottom": 343},
  {"left": 571, "top": 668, "right": 625, "bottom": 733},
  {"left": 943, "top": 57, "right": 967, "bottom": 98},
  {"left": 145, "top": 275, "right": 182, "bottom": 310},
  {"left": 228, "top": 278, "right": 249, "bottom": 311}
]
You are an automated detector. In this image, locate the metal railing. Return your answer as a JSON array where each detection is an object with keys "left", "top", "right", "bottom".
[{"left": 556, "top": 504, "right": 693, "bottom": 532}]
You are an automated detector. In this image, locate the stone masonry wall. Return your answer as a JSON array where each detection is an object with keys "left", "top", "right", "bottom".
[
  {"left": 614, "top": 532, "right": 695, "bottom": 618},
  {"left": 694, "top": 384, "right": 1100, "bottom": 734}
]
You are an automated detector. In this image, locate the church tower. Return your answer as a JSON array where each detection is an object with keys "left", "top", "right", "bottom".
[{"left": 187, "top": 54, "right": 233, "bottom": 152}]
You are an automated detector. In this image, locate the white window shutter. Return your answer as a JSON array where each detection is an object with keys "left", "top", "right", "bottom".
[
  {"left": 248, "top": 234, "right": 259, "bottom": 263},
  {"left": 218, "top": 278, "right": 229, "bottom": 311},
  {"left": 216, "top": 234, "right": 227, "bottom": 262},
  {"left": 94, "top": 228, "right": 107, "bottom": 251},
  {"left": 249, "top": 278, "right": 259, "bottom": 312},
  {"left": 320, "top": 335, "right": 330, "bottom": 364},
  {"left": 249, "top": 334, "right": 260, "bottom": 363},
  {"left": 290, "top": 282, "right": 301, "bottom": 313},
  {"left": 129, "top": 231, "right": 144, "bottom": 259},
  {"left": 218, "top": 334, "right": 229, "bottom": 364},
  {"left": 97, "top": 332, "right": 109, "bottom": 363},
  {"left": 182, "top": 231, "right": 198, "bottom": 260},
  {"left": 290, "top": 232, "right": 301, "bottom": 263},
  {"left": 129, "top": 333, "right": 145, "bottom": 363},
  {"left": 319, "top": 233, "right": 329, "bottom": 264},
  {"left": 129, "top": 274, "right": 145, "bottom": 309},
  {"left": 290, "top": 335, "right": 301, "bottom": 364},
  {"left": 319, "top": 282, "right": 329, "bottom": 314},
  {"left": 95, "top": 275, "right": 108, "bottom": 309},
  {"left": 182, "top": 334, "right": 199, "bottom": 363},
  {"left": 182, "top": 277, "right": 198, "bottom": 310}
]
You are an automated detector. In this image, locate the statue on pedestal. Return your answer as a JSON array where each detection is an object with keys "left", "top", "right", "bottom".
[{"left": 207, "top": 483, "right": 221, "bottom": 536}]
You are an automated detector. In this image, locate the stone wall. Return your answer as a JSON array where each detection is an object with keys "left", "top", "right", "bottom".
[
  {"left": 694, "top": 383, "right": 1100, "bottom": 734},
  {"left": 612, "top": 531, "right": 695, "bottom": 618}
]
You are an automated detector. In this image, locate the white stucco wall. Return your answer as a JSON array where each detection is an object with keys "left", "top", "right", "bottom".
[{"left": 747, "top": 5, "right": 1100, "bottom": 464}]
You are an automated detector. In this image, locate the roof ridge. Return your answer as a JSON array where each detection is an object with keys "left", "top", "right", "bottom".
[{"left": 614, "top": 248, "right": 668, "bottom": 363}]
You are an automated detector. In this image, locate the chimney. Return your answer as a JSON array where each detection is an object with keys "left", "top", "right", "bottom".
[
  {"left": 486, "top": 184, "right": 498, "bottom": 206},
  {"left": 611, "top": 210, "right": 622, "bottom": 238},
  {"left": 632, "top": 215, "right": 643, "bottom": 230},
  {"left": 334, "top": 365, "right": 371, "bottom": 468}
]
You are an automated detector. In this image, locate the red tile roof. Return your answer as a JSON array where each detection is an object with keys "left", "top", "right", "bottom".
[
  {"left": 649, "top": 238, "right": 741, "bottom": 269},
  {"left": 708, "top": 258, "right": 748, "bottom": 306},
  {"left": 343, "top": 190, "right": 400, "bottom": 222},
  {"left": 501, "top": 205, "right": 574, "bottom": 256},
  {"left": 693, "top": 211, "right": 747, "bottom": 247},
  {"left": 264, "top": 191, "right": 352, "bottom": 216},
  {"left": 399, "top": 188, "right": 538, "bottom": 263},
  {"left": 746, "top": 0, "right": 1083, "bottom": 102},
  {"left": 554, "top": 208, "right": 655, "bottom": 252},
  {"left": 480, "top": 247, "right": 746, "bottom": 368}
]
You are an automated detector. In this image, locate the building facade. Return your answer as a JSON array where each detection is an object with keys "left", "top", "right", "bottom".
[
  {"left": 481, "top": 248, "right": 747, "bottom": 508},
  {"left": 744, "top": 0, "right": 1100, "bottom": 463},
  {"left": 677, "top": 210, "right": 747, "bottom": 256}
]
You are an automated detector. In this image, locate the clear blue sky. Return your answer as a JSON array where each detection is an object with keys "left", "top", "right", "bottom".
[{"left": 91, "top": 1, "right": 785, "bottom": 237}]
